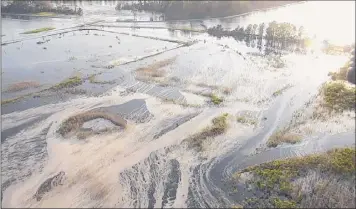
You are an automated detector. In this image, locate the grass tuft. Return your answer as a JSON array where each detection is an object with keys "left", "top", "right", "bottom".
[
  {"left": 236, "top": 116, "right": 257, "bottom": 126},
  {"left": 210, "top": 94, "right": 223, "bottom": 105},
  {"left": 4, "top": 81, "right": 40, "bottom": 92},
  {"left": 22, "top": 27, "right": 55, "bottom": 34},
  {"left": 272, "top": 84, "right": 292, "bottom": 97},
  {"left": 186, "top": 113, "right": 229, "bottom": 151},
  {"left": 267, "top": 129, "right": 302, "bottom": 147}
]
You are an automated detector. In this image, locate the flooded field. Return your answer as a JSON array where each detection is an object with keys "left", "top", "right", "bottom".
[{"left": 1, "top": 1, "right": 355, "bottom": 208}]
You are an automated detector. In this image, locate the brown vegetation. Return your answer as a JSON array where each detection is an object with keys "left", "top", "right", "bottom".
[
  {"left": 136, "top": 57, "right": 176, "bottom": 78},
  {"left": 58, "top": 110, "right": 127, "bottom": 138},
  {"left": 267, "top": 129, "right": 302, "bottom": 147},
  {"left": 88, "top": 74, "right": 115, "bottom": 85},
  {"left": 4, "top": 81, "right": 40, "bottom": 92}
]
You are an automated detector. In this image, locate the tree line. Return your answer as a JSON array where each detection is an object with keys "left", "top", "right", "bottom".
[
  {"left": 208, "top": 22, "right": 305, "bottom": 42},
  {"left": 115, "top": 0, "right": 300, "bottom": 20},
  {"left": 207, "top": 21, "right": 312, "bottom": 52},
  {"left": 1, "top": 0, "right": 83, "bottom": 15}
]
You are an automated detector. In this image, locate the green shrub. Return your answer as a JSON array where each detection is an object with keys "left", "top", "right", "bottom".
[
  {"left": 186, "top": 113, "right": 229, "bottom": 151},
  {"left": 322, "top": 81, "right": 355, "bottom": 112},
  {"left": 211, "top": 94, "right": 223, "bottom": 105},
  {"left": 328, "top": 61, "right": 350, "bottom": 81},
  {"left": 272, "top": 198, "right": 296, "bottom": 208},
  {"left": 237, "top": 116, "right": 257, "bottom": 125},
  {"left": 235, "top": 148, "right": 355, "bottom": 208}
]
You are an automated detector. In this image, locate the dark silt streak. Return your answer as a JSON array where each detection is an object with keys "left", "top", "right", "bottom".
[
  {"left": 161, "top": 159, "right": 181, "bottom": 207},
  {"left": 153, "top": 113, "right": 200, "bottom": 140},
  {"left": 1, "top": 113, "right": 51, "bottom": 142},
  {"left": 1, "top": 123, "right": 52, "bottom": 202},
  {"left": 147, "top": 156, "right": 159, "bottom": 208}
]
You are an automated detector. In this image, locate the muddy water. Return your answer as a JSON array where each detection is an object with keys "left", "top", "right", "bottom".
[{"left": 1, "top": 1, "right": 355, "bottom": 208}]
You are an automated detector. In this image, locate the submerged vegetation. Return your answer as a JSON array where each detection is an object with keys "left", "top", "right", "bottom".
[
  {"left": 51, "top": 76, "right": 83, "bottom": 90},
  {"left": 4, "top": 81, "right": 40, "bottom": 92},
  {"left": 1, "top": 76, "right": 86, "bottom": 106},
  {"left": 1, "top": 96, "right": 25, "bottom": 105},
  {"left": 235, "top": 148, "right": 355, "bottom": 208},
  {"left": 186, "top": 113, "right": 229, "bottom": 151},
  {"left": 22, "top": 27, "right": 55, "bottom": 34}
]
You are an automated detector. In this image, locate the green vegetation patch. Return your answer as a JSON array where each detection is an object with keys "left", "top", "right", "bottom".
[
  {"left": 321, "top": 81, "right": 355, "bottom": 112},
  {"left": 51, "top": 76, "right": 83, "bottom": 90},
  {"left": 1, "top": 96, "right": 23, "bottom": 105},
  {"left": 22, "top": 27, "right": 55, "bottom": 34},
  {"left": 243, "top": 147, "right": 355, "bottom": 181},
  {"left": 186, "top": 113, "right": 229, "bottom": 151},
  {"left": 272, "top": 198, "right": 296, "bottom": 208},
  {"left": 328, "top": 61, "right": 350, "bottom": 81},
  {"left": 272, "top": 84, "right": 292, "bottom": 97},
  {"left": 237, "top": 148, "right": 355, "bottom": 207},
  {"left": 210, "top": 94, "right": 223, "bottom": 105},
  {"left": 267, "top": 129, "right": 302, "bottom": 147},
  {"left": 1, "top": 92, "right": 34, "bottom": 105}
]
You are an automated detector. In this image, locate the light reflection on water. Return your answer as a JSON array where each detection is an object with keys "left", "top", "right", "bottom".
[{"left": 199, "top": 1, "right": 354, "bottom": 46}]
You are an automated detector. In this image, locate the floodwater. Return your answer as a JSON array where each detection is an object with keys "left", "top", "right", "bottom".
[{"left": 1, "top": 1, "right": 355, "bottom": 208}]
